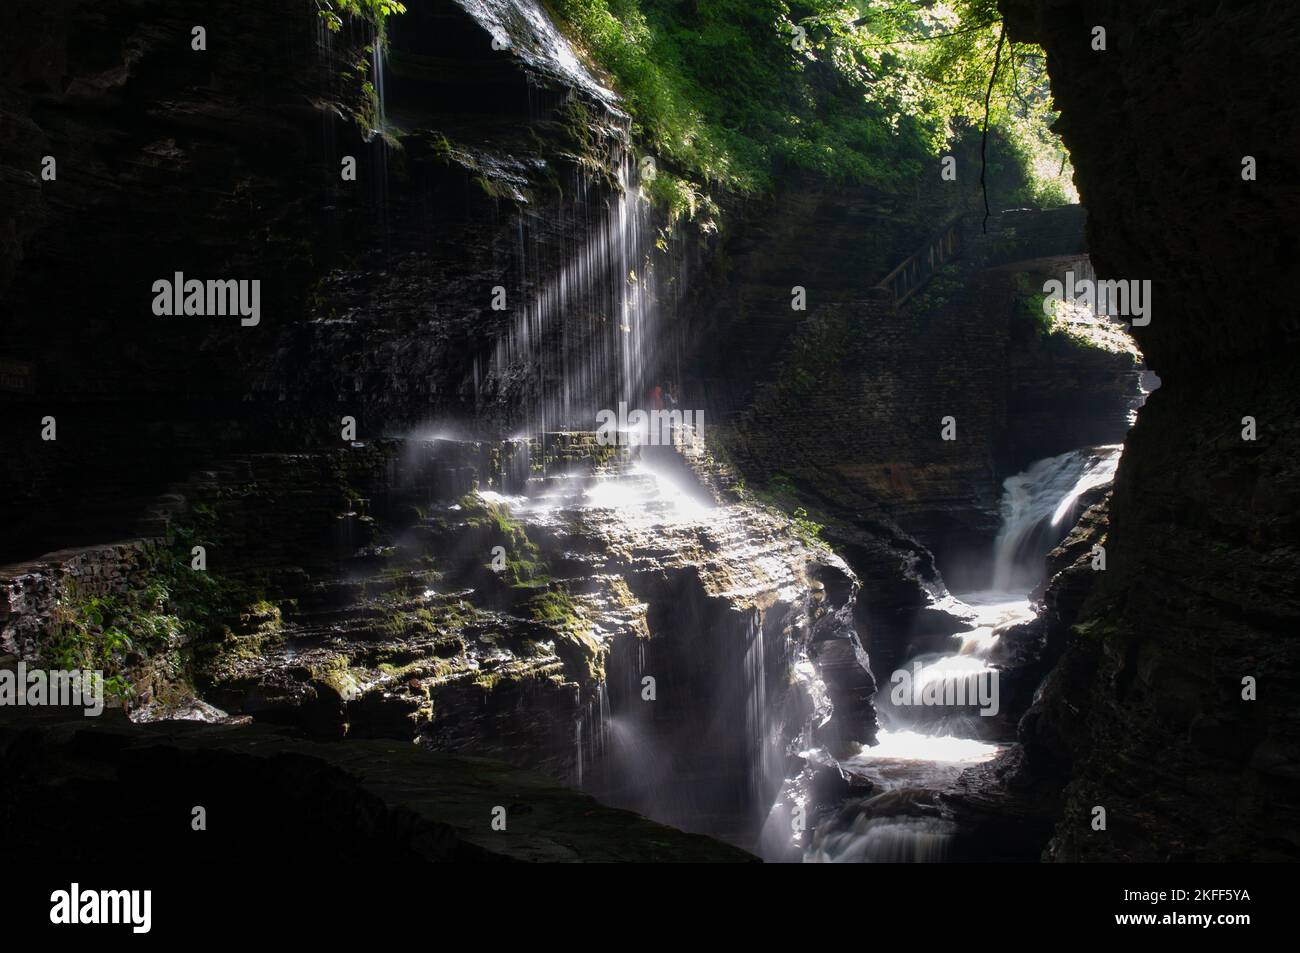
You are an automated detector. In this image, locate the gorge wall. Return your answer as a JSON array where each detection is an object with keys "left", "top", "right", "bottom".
[
  {"left": 4, "top": 0, "right": 1287, "bottom": 864},
  {"left": 0, "top": 0, "right": 632, "bottom": 561},
  {"left": 1001, "top": 0, "right": 1300, "bottom": 860}
]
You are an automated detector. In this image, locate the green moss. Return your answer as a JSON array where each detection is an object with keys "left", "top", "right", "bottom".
[
  {"left": 524, "top": 590, "right": 604, "bottom": 683},
  {"left": 43, "top": 499, "right": 281, "bottom": 702},
  {"left": 457, "top": 493, "right": 554, "bottom": 587},
  {"left": 526, "top": 590, "right": 580, "bottom": 628},
  {"left": 312, "top": 654, "right": 364, "bottom": 700},
  {"left": 243, "top": 600, "right": 282, "bottom": 629},
  {"left": 380, "top": 658, "right": 454, "bottom": 681},
  {"left": 507, "top": 560, "right": 551, "bottom": 589},
  {"left": 458, "top": 493, "right": 528, "bottom": 541}
]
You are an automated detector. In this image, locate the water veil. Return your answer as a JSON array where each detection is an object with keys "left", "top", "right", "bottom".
[{"left": 488, "top": 149, "right": 667, "bottom": 437}]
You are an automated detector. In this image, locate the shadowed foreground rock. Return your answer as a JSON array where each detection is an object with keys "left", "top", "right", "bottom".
[{"left": 0, "top": 709, "right": 756, "bottom": 863}]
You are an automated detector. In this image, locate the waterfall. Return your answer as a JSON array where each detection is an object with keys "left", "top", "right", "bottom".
[
  {"left": 809, "top": 814, "right": 958, "bottom": 863},
  {"left": 453, "top": 0, "right": 620, "bottom": 106},
  {"left": 369, "top": 29, "right": 387, "bottom": 139},
  {"left": 742, "top": 612, "right": 771, "bottom": 812},
  {"left": 491, "top": 150, "right": 664, "bottom": 437},
  {"left": 808, "top": 445, "right": 1124, "bottom": 861},
  {"left": 574, "top": 682, "right": 613, "bottom": 789},
  {"left": 573, "top": 718, "right": 583, "bottom": 788},
  {"left": 448, "top": 0, "right": 665, "bottom": 439},
  {"left": 990, "top": 445, "right": 1121, "bottom": 592}
]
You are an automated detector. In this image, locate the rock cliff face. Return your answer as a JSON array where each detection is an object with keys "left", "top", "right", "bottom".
[
  {"left": 4, "top": 0, "right": 1287, "bottom": 863},
  {"left": 999, "top": 0, "right": 1300, "bottom": 860},
  {"left": 0, "top": 0, "right": 887, "bottom": 856},
  {"left": 0, "top": 428, "right": 877, "bottom": 846},
  {"left": 0, "top": 0, "right": 633, "bottom": 561},
  {"left": 711, "top": 212, "right": 1141, "bottom": 676}
]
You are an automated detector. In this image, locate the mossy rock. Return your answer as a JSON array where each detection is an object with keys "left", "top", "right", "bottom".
[{"left": 522, "top": 590, "right": 604, "bottom": 684}]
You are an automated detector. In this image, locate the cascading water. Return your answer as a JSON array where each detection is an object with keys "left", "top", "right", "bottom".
[
  {"left": 808, "top": 808, "right": 959, "bottom": 864},
  {"left": 807, "top": 445, "right": 1123, "bottom": 862},
  {"left": 451, "top": 2, "right": 669, "bottom": 440},
  {"left": 574, "top": 682, "right": 613, "bottom": 788},
  {"left": 454, "top": 0, "right": 621, "bottom": 107},
  {"left": 742, "top": 612, "right": 773, "bottom": 812},
  {"left": 369, "top": 28, "right": 388, "bottom": 139},
  {"left": 489, "top": 149, "right": 665, "bottom": 438},
  {"left": 990, "top": 446, "right": 1122, "bottom": 592}
]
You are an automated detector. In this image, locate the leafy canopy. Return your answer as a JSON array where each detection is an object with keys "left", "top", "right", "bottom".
[{"left": 543, "top": 0, "right": 1074, "bottom": 218}]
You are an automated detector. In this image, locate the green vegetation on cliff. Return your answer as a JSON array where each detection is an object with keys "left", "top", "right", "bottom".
[
  {"left": 545, "top": 0, "right": 1073, "bottom": 218},
  {"left": 315, "top": 0, "right": 407, "bottom": 32},
  {"left": 46, "top": 585, "right": 181, "bottom": 700},
  {"left": 43, "top": 503, "right": 266, "bottom": 703}
]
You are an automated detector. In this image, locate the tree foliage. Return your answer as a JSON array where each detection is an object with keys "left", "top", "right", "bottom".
[
  {"left": 316, "top": 0, "right": 407, "bottom": 33},
  {"left": 544, "top": 0, "right": 1074, "bottom": 218}
]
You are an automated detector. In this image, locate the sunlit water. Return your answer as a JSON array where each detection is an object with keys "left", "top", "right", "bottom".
[
  {"left": 807, "top": 814, "right": 960, "bottom": 863},
  {"left": 842, "top": 729, "right": 1001, "bottom": 790},
  {"left": 951, "top": 589, "right": 1038, "bottom": 656},
  {"left": 798, "top": 446, "right": 1123, "bottom": 862},
  {"left": 488, "top": 149, "right": 665, "bottom": 437},
  {"left": 805, "top": 730, "right": 999, "bottom": 863},
  {"left": 478, "top": 460, "right": 714, "bottom": 528},
  {"left": 991, "top": 446, "right": 1121, "bottom": 591}
]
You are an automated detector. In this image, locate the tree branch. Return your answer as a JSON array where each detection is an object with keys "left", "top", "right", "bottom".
[{"left": 980, "top": 22, "right": 1007, "bottom": 234}]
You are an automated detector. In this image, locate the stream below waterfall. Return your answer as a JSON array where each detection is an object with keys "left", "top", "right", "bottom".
[{"left": 804, "top": 445, "right": 1122, "bottom": 862}]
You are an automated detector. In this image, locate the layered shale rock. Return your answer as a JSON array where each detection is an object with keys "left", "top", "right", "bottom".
[
  {"left": 1, "top": 432, "right": 878, "bottom": 844},
  {"left": 0, "top": 0, "right": 634, "bottom": 561},
  {"left": 719, "top": 215, "right": 1141, "bottom": 571}
]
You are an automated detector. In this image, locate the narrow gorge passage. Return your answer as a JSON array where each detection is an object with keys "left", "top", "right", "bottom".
[
  {"left": 0, "top": 0, "right": 1295, "bottom": 917},
  {"left": 809, "top": 446, "right": 1122, "bottom": 862}
]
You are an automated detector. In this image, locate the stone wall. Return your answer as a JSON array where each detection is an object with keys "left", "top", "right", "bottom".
[{"left": 0, "top": 539, "right": 159, "bottom": 662}]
